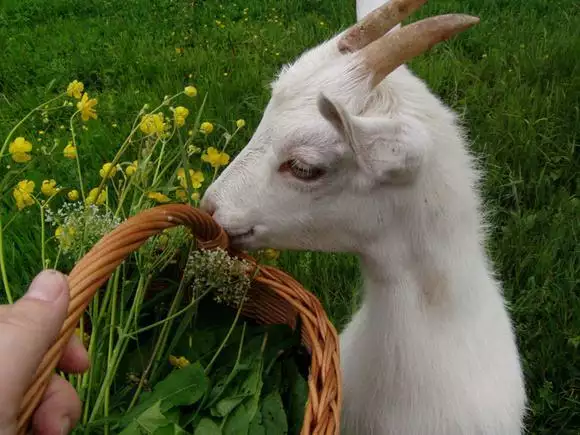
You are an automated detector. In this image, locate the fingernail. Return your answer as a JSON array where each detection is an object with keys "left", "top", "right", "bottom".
[
  {"left": 26, "top": 270, "right": 67, "bottom": 302},
  {"left": 60, "top": 417, "right": 71, "bottom": 435}
]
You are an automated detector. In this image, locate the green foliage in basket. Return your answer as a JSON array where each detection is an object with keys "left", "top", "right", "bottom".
[{"left": 0, "top": 81, "right": 308, "bottom": 434}]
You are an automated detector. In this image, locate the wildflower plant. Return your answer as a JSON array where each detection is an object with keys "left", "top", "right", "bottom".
[
  {"left": 45, "top": 202, "right": 121, "bottom": 257},
  {"left": 184, "top": 248, "right": 252, "bottom": 308},
  {"left": 0, "top": 80, "right": 310, "bottom": 435}
]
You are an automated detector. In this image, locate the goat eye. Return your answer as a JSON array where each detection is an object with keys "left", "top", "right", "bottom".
[{"left": 279, "top": 159, "right": 325, "bottom": 181}]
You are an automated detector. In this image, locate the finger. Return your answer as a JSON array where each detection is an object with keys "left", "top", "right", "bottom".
[
  {"left": 0, "top": 270, "right": 69, "bottom": 405},
  {"left": 57, "top": 333, "right": 90, "bottom": 374},
  {"left": 31, "top": 374, "right": 81, "bottom": 435}
]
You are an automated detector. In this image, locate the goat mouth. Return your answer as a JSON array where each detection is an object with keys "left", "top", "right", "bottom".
[{"left": 228, "top": 228, "right": 255, "bottom": 246}]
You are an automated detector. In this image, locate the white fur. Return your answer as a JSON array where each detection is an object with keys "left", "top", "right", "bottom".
[{"left": 201, "top": 1, "right": 527, "bottom": 433}]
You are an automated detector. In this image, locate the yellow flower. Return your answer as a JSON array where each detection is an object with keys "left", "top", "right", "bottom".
[
  {"left": 190, "top": 171, "right": 204, "bottom": 188},
  {"left": 74, "top": 327, "right": 90, "bottom": 347},
  {"left": 199, "top": 121, "right": 214, "bottom": 135},
  {"left": 169, "top": 355, "right": 190, "bottom": 369},
  {"left": 184, "top": 86, "right": 197, "bottom": 97},
  {"left": 56, "top": 226, "right": 76, "bottom": 249},
  {"left": 125, "top": 161, "right": 138, "bottom": 176},
  {"left": 175, "top": 107, "right": 189, "bottom": 118},
  {"left": 99, "top": 162, "right": 118, "bottom": 179},
  {"left": 139, "top": 113, "right": 166, "bottom": 136},
  {"left": 67, "top": 190, "right": 79, "bottom": 201},
  {"left": 264, "top": 248, "right": 280, "bottom": 261},
  {"left": 147, "top": 192, "right": 171, "bottom": 203},
  {"left": 174, "top": 106, "right": 189, "bottom": 127},
  {"left": 86, "top": 188, "right": 107, "bottom": 205},
  {"left": 77, "top": 93, "right": 98, "bottom": 121},
  {"left": 175, "top": 189, "right": 187, "bottom": 201},
  {"left": 63, "top": 142, "right": 77, "bottom": 159},
  {"left": 201, "top": 147, "right": 230, "bottom": 169},
  {"left": 176, "top": 168, "right": 204, "bottom": 189},
  {"left": 13, "top": 180, "right": 35, "bottom": 210},
  {"left": 10, "top": 152, "right": 31, "bottom": 163},
  {"left": 67, "top": 80, "right": 84, "bottom": 99},
  {"left": 176, "top": 189, "right": 200, "bottom": 202},
  {"left": 8, "top": 137, "right": 32, "bottom": 163},
  {"left": 41, "top": 179, "right": 59, "bottom": 197},
  {"left": 236, "top": 119, "right": 246, "bottom": 129}
]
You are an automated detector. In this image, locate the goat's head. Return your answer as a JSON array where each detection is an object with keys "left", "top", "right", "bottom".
[{"left": 202, "top": 0, "right": 479, "bottom": 253}]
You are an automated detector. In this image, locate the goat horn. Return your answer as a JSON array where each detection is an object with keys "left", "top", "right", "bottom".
[
  {"left": 338, "top": 0, "right": 428, "bottom": 54},
  {"left": 361, "top": 14, "right": 480, "bottom": 87}
]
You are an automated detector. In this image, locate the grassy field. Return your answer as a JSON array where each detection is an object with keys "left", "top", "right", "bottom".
[{"left": 1, "top": 0, "right": 579, "bottom": 433}]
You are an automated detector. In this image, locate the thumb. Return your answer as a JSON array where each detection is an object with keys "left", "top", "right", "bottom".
[{"left": 0, "top": 270, "right": 69, "bottom": 407}]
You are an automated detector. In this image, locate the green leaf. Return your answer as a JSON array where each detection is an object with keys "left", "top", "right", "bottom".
[
  {"left": 208, "top": 364, "right": 247, "bottom": 408},
  {"left": 248, "top": 410, "right": 265, "bottom": 435},
  {"left": 222, "top": 401, "right": 253, "bottom": 435},
  {"left": 212, "top": 397, "right": 246, "bottom": 418},
  {"left": 125, "top": 362, "right": 209, "bottom": 424},
  {"left": 261, "top": 392, "right": 288, "bottom": 435},
  {"left": 164, "top": 407, "right": 182, "bottom": 425},
  {"left": 282, "top": 360, "right": 308, "bottom": 435},
  {"left": 153, "top": 423, "right": 190, "bottom": 435},
  {"left": 211, "top": 353, "right": 264, "bottom": 419},
  {"left": 220, "top": 375, "right": 265, "bottom": 435},
  {"left": 119, "top": 401, "right": 170, "bottom": 435},
  {"left": 194, "top": 418, "right": 222, "bottom": 435},
  {"left": 238, "top": 358, "right": 263, "bottom": 397}
]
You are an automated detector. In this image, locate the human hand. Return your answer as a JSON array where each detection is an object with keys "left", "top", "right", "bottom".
[{"left": 0, "top": 270, "right": 90, "bottom": 435}]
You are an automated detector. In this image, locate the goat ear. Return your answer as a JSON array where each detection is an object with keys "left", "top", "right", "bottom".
[
  {"left": 317, "top": 92, "right": 426, "bottom": 184},
  {"left": 317, "top": 92, "right": 354, "bottom": 139}
]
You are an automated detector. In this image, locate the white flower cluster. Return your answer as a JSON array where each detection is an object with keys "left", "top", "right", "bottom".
[
  {"left": 45, "top": 202, "right": 121, "bottom": 256},
  {"left": 184, "top": 247, "right": 252, "bottom": 307}
]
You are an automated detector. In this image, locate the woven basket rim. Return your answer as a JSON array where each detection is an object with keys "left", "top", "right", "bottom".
[{"left": 16, "top": 204, "right": 342, "bottom": 435}]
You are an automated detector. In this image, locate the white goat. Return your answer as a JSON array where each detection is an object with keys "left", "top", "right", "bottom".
[{"left": 201, "top": 0, "right": 527, "bottom": 433}]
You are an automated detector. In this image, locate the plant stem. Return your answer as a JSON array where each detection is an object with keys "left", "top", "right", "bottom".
[
  {"left": 104, "top": 269, "right": 120, "bottom": 435},
  {"left": 126, "top": 326, "right": 165, "bottom": 411},
  {"left": 152, "top": 139, "right": 169, "bottom": 185},
  {"left": 93, "top": 94, "right": 183, "bottom": 202},
  {"left": 0, "top": 92, "right": 65, "bottom": 157},
  {"left": 128, "top": 287, "right": 212, "bottom": 337},
  {"left": 0, "top": 213, "right": 13, "bottom": 303},
  {"left": 81, "top": 269, "right": 116, "bottom": 424},
  {"left": 76, "top": 314, "right": 85, "bottom": 392},
  {"left": 1, "top": 214, "right": 17, "bottom": 232},
  {"left": 186, "top": 322, "right": 248, "bottom": 427},
  {"left": 146, "top": 273, "right": 188, "bottom": 387},
  {"left": 52, "top": 246, "right": 63, "bottom": 270},
  {"left": 40, "top": 206, "right": 46, "bottom": 269},
  {"left": 205, "top": 292, "right": 247, "bottom": 374},
  {"left": 70, "top": 112, "right": 86, "bottom": 200},
  {"left": 88, "top": 274, "right": 150, "bottom": 422}
]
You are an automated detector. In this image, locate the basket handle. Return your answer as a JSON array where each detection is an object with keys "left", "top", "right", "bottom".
[{"left": 16, "top": 204, "right": 229, "bottom": 434}]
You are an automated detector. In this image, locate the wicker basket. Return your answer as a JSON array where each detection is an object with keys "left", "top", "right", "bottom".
[{"left": 16, "top": 204, "right": 342, "bottom": 434}]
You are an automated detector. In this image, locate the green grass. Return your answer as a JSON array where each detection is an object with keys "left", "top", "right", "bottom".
[{"left": 0, "top": 0, "right": 579, "bottom": 433}]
